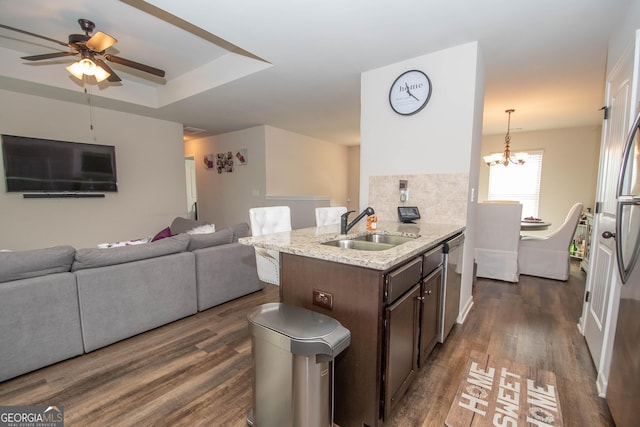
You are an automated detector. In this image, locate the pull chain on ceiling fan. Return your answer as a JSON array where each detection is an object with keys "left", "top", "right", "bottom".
[{"left": 0, "top": 19, "right": 165, "bottom": 84}]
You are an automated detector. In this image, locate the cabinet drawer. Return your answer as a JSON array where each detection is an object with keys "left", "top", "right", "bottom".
[
  {"left": 422, "top": 245, "right": 443, "bottom": 277},
  {"left": 386, "top": 257, "right": 422, "bottom": 303}
]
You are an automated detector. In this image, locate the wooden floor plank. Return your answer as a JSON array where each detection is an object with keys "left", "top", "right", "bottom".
[{"left": 0, "top": 263, "right": 614, "bottom": 426}]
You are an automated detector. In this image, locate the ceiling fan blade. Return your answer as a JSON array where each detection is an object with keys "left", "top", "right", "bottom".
[
  {"left": 21, "top": 51, "right": 76, "bottom": 61},
  {"left": 104, "top": 54, "right": 165, "bottom": 78},
  {"left": 0, "top": 23, "right": 70, "bottom": 48},
  {"left": 94, "top": 58, "right": 121, "bottom": 82},
  {"left": 86, "top": 31, "right": 117, "bottom": 52}
]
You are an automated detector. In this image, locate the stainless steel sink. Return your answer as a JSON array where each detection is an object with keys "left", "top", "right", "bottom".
[
  {"left": 321, "top": 233, "right": 417, "bottom": 251},
  {"left": 353, "top": 234, "right": 416, "bottom": 245},
  {"left": 321, "top": 239, "right": 396, "bottom": 251}
]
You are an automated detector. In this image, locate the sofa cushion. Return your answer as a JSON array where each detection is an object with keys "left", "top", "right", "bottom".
[
  {"left": 0, "top": 272, "right": 84, "bottom": 381},
  {"left": 170, "top": 217, "right": 211, "bottom": 235},
  {"left": 0, "top": 245, "right": 75, "bottom": 283},
  {"left": 193, "top": 243, "right": 262, "bottom": 311},
  {"left": 188, "top": 228, "right": 233, "bottom": 251},
  {"left": 229, "top": 222, "right": 251, "bottom": 242},
  {"left": 75, "top": 252, "right": 197, "bottom": 352},
  {"left": 72, "top": 234, "right": 189, "bottom": 271}
]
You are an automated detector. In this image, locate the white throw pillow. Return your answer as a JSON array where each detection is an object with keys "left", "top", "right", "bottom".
[
  {"left": 187, "top": 224, "right": 216, "bottom": 234},
  {"left": 97, "top": 237, "right": 151, "bottom": 248}
]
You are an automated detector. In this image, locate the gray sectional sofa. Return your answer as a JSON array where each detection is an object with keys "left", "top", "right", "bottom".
[{"left": 0, "top": 222, "right": 262, "bottom": 382}]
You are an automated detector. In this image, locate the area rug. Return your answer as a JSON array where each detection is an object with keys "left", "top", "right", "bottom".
[{"left": 445, "top": 350, "right": 563, "bottom": 427}]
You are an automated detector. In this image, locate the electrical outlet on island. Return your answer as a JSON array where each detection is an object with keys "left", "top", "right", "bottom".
[{"left": 312, "top": 289, "right": 333, "bottom": 310}]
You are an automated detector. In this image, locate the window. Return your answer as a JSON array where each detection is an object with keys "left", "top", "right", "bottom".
[{"left": 487, "top": 150, "right": 543, "bottom": 218}]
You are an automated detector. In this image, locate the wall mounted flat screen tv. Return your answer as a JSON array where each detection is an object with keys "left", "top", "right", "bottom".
[{"left": 1, "top": 134, "right": 118, "bottom": 193}]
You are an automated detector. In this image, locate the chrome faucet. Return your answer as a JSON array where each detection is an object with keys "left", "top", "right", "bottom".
[{"left": 340, "top": 207, "right": 375, "bottom": 234}]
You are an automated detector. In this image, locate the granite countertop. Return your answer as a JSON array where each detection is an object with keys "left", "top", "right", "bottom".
[{"left": 239, "top": 221, "right": 465, "bottom": 270}]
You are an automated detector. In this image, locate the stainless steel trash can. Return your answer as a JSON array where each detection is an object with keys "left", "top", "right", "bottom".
[{"left": 246, "top": 302, "right": 351, "bottom": 427}]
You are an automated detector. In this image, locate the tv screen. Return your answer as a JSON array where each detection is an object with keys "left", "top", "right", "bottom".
[{"left": 1, "top": 134, "right": 118, "bottom": 193}]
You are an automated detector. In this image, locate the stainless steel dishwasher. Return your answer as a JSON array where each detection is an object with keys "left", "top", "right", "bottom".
[{"left": 439, "top": 232, "right": 464, "bottom": 343}]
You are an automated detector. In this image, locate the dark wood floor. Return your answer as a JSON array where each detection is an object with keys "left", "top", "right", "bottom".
[
  {"left": 0, "top": 261, "right": 614, "bottom": 426},
  {"left": 386, "top": 260, "right": 615, "bottom": 427}
]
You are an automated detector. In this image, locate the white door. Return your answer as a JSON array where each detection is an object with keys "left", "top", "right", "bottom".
[
  {"left": 581, "top": 42, "right": 635, "bottom": 393},
  {"left": 185, "top": 156, "right": 198, "bottom": 219}
]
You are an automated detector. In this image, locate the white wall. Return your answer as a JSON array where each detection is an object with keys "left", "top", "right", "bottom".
[
  {"left": 347, "top": 145, "right": 360, "bottom": 212},
  {"left": 360, "top": 41, "right": 485, "bottom": 324},
  {"left": 184, "top": 125, "right": 349, "bottom": 229},
  {"left": 478, "top": 125, "right": 600, "bottom": 234},
  {"left": 265, "top": 126, "right": 348, "bottom": 205},
  {"left": 0, "top": 89, "right": 187, "bottom": 250},
  {"left": 183, "top": 126, "right": 266, "bottom": 228},
  {"left": 360, "top": 42, "right": 483, "bottom": 206},
  {"left": 607, "top": 0, "right": 640, "bottom": 86}
]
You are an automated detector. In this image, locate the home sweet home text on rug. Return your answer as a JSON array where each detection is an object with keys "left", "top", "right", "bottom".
[{"left": 445, "top": 350, "right": 563, "bottom": 427}]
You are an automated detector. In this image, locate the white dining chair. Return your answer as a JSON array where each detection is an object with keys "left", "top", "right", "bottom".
[
  {"left": 518, "top": 202, "right": 583, "bottom": 281},
  {"left": 315, "top": 206, "right": 348, "bottom": 226},
  {"left": 249, "top": 206, "right": 291, "bottom": 285},
  {"left": 474, "top": 202, "right": 523, "bottom": 282}
]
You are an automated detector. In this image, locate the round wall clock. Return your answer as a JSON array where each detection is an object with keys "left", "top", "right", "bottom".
[{"left": 388, "top": 70, "right": 432, "bottom": 115}]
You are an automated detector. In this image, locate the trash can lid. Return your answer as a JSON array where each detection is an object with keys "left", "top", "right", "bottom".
[{"left": 248, "top": 303, "right": 351, "bottom": 356}]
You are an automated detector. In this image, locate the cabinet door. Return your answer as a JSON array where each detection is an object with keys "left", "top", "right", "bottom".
[
  {"left": 384, "top": 284, "right": 420, "bottom": 420},
  {"left": 419, "top": 266, "right": 442, "bottom": 367}
]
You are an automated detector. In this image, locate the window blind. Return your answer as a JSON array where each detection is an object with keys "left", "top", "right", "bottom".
[{"left": 488, "top": 150, "right": 543, "bottom": 218}]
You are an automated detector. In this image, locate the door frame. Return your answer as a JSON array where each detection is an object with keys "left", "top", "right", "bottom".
[
  {"left": 184, "top": 155, "right": 198, "bottom": 220},
  {"left": 579, "top": 32, "right": 640, "bottom": 396}
]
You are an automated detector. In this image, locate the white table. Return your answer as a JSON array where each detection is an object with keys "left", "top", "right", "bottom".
[{"left": 520, "top": 221, "right": 551, "bottom": 231}]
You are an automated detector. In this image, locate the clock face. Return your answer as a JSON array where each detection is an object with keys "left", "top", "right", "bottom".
[{"left": 389, "top": 70, "right": 432, "bottom": 115}]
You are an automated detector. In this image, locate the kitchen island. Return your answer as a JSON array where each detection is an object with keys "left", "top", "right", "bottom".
[{"left": 240, "top": 221, "right": 464, "bottom": 427}]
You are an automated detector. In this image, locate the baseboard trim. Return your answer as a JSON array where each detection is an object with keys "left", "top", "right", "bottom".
[{"left": 457, "top": 296, "right": 474, "bottom": 324}]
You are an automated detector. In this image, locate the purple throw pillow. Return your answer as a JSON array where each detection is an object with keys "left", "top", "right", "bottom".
[{"left": 151, "top": 227, "right": 172, "bottom": 242}]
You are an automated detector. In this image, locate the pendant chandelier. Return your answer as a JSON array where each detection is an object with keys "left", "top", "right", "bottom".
[{"left": 484, "top": 109, "right": 528, "bottom": 167}]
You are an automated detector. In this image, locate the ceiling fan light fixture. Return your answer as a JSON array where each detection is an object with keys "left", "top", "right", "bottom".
[
  {"left": 66, "top": 57, "right": 110, "bottom": 82},
  {"left": 3, "top": 19, "right": 164, "bottom": 85},
  {"left": 66, "top": 60, "right": 87, "bottom": 80},
  {"left": 93, "top": 65, "right": 110, "bottom": 83}
]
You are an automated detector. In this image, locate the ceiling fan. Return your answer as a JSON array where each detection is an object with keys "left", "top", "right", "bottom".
[{"left": 0, "top": 18, "right": 165, "bottom": 83}]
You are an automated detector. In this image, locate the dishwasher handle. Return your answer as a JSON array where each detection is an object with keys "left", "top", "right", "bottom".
[{"left": 443, "top": 232, "right": 464, "bottom": 254}]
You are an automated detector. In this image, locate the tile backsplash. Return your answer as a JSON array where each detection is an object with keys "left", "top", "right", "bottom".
[{"left": 369, "top": 173, "right": 469, "bottom": 225}]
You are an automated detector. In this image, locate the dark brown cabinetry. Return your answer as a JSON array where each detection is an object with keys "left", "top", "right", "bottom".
[
  {"left": 281, "top": 254, "right": 383, "bottom": 427},
  {"left": 280, "top": 244, "right": 445, "bottom": 427},
  {"left": 419, "top": 267, "right": 441, "bottom": 367},
  {"left": 418, "top": 246, "right": 444, "bottom": 367},
  {"left": 382, "top": 256, "right": 422, "bottom": 420},
  {"left": 384, "top": 283, "right": 420, "bottom": 419}
]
